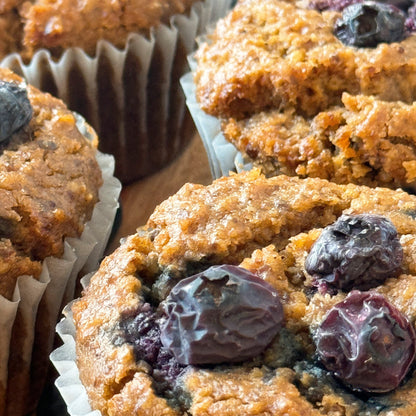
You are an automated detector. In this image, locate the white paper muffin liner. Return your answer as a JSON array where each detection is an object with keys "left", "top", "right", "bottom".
[
  {"left": 0, "top": 140, "right": 121, "bottom": 415},
  {"left": 180, "top": 53, "right": 253, "bottom": 180},
  {"left": 51, "top": 273, "right": 99, "bottom": 416},
  {"left": 0, "top": 0, "right": 232, "bottom": 183}
]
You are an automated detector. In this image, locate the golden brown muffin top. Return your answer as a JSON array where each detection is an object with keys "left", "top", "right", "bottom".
[
  {"left": 0, "top": 67, "right": 102, "bottom": 299},
  {"left": 74, "top": 170, "right": 416, "bottom": 415},
  {"left": 222, "top": 93, "right": 416, "bottom": 190},
  {"left": 194, "top": 0, "right": 416, "bottom": 118},
  {"left": 21, "top": 0, "right": 199, "bottom": 56}
]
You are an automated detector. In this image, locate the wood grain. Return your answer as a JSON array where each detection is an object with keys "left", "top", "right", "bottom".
[{"left": 106, "top": 133, "right": 213, "bottom": 254}]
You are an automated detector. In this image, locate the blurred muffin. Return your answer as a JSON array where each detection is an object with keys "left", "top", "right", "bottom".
[
  {"left": 0, "top": 0, "right": 231, "bottom": 183},
  {"left": 186, "top": 0, "right": 416, "bottom": 187},
  {"left": 21, "top": 0, "right": 198, "bottom": 55},
  {"left": 0, "top": 66, "right": 120, "bottom": 416},
  {"left": 0, "top": 8, "right": 21, "bottom": 57},
  {"left": 57, "top": 169, "right": 416, "bottom": 415}
]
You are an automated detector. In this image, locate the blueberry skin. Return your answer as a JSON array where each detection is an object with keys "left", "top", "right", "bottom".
[
  {"left": 0, "top": 81, "right": 33, "bottom": 143},
  {"left": 334, "top": 1, "right": 406, "bottom": 47},
  {"left": 305, "top": 214, "right": 403, "bottom": 292},
  {"left": 311, "top": 0, "right": 414, "bottom": 12},
  {"left": 315, "top": 290, "right": 416, "bottom": 393},
  {"left": 160, "top": 265, "right": 284, "bottom": 365}
]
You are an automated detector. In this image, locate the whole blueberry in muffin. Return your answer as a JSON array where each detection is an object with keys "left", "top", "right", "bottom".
[
  {"left": 305, "top": 213, "right": 403, "bottom": 292},
  {"left": 315, "top": 290, "right": 416, "bottom": 393},
  {"left": 334, "top": 2, "right": 406, "bottom": 47},
  {"left": 0, "top": 80, "right": 32, "bottom": 143},
  {"left": 160, "top": 264, "right": 284, "bottom": 365}
]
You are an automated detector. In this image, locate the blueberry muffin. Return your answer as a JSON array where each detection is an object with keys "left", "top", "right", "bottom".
[
  {"left": 73, "top": 169, "right": 416, "bottom": 415},
  {"left": 0, "top": 66, "right": 103, "bottom": 416},
  {"left": 0, "top": 67, "right": 102, "bottom": 298},
  {"left": 192, "top": 0, "right": 416, "bottom": 186},
  {"left": 194, "top": 0, "right": 416, "bottom": 118},
  {"left": 0, "top": 0, "right": 200, "bottom": 58},
  {"left": 20, "top": 0, "right": 199, "bottom": 57}
]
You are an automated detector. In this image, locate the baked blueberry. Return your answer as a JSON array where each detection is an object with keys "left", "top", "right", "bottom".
[
  {"left": 0, "top": 81, "right": 32, "bottom": 142},
  {"left": 311, "top": 0, "right": 414, "bottom": 12},
  {"left": 305, "top": 214, "right": 403, "bottom": 292},
  {"left": 315, "top": 290, "right": 416, "bottom": 393},
  {"left": 118, "top": 303, "right": 188, "bottom": 397},
  {"left": 310, "top": 0, "right": 357, "bottom": 12},
  {"left": 159, "top": 264, "right": 284, "bottom": 365},
  {"left": 334, "top": 1, "right": 406, "bottom": 47}
]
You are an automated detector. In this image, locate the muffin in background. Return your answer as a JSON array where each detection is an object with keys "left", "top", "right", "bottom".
[
  {"left": 54, "top": 169, "right": 416, "bottom": 415},
  {"left": 21, "top": 0, "right": 199, "bottom": 55},
  {"left": 0, "top": 66, "right": 120, "bottom": 416},
  {"left": 185, "top": 0, "right": 416, "bottom": 190},
  {"left": 0, "top": 8, "right": 21, "bottom": 57},
  {"left": 0, "top": 0, "right": 231, "bottom": 183}
]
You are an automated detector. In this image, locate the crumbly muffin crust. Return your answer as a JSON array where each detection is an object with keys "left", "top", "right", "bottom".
[
  {"left": 0, "top": 67, "right": 102, "bottom": 301},
  {"left": 194, "top": 0, "right": 416, "bottom": 118},
  {"left": 222, "top": 93, "right": 416, "bottom": 190},
  {"left": 74, "top": 169, "right": 416, "bottom": 415}
]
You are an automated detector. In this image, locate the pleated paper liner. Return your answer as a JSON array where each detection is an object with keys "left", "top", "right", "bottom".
[
  {"left": 0, "top": 144, "right": 121, "bottom": 416},
  {"left": 180, "top": 51, "right": 253, "bottom": 180},
  {"left": 51, "top": 273, "right": 101, "bottom": 416}
]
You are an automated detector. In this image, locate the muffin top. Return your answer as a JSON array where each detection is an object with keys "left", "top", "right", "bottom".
[
  {"left": 0, "top": 0, "right": 200, "bottom": 58},
  {"left": 0, "top": 0, "right": 23, "bottom": 13},
  {"left": 74, "top": 169, "right": 416, "bottom": 415},
  {"left": 0, "top": 67, "right": 102, "bottom": 300},
  {"left": 194, "top": 0, "right": 416, "bottom": 118}
]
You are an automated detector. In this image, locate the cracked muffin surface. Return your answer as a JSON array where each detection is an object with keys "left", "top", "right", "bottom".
[
  {"left": 222, "top": 93, "right": 416, "bottom": 190},
  {"left": 74, "top": 169, "right": 416, "bottom": 415}
]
